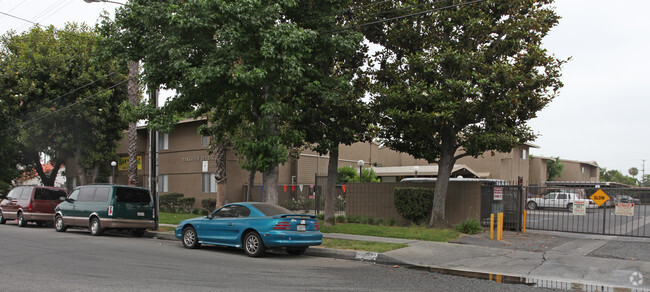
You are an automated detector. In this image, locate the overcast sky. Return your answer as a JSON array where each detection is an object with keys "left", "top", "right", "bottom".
[{"left": 1, "top": 0, "right": 648, "bottom": 177}]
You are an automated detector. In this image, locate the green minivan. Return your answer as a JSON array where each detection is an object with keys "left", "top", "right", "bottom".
[{"left": 54, "top": 185, "right": 155, "bottom": 237}]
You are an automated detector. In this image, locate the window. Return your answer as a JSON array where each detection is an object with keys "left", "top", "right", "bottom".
[
  {"left": 93, "top": 187, "right": 110, "bottom": 202},
  {"left": 115, "top": 187, "right": 151, "bottom": 204},
  {"left": 581, "top": 167, "right": 585, "bottom": 173},
  {"left": 557, "top": 193, "right": 567, "bottom": 200},
  {"left": 158, "top": 133, "right": 169, "bottom": 150},
  {"left": 19, "top": 187, "right": 32, "bottom": 199},
  {"left": 158, "top": 175, "right": 169, "bottom": 192},
  {"left": 202, "top": 136, "right": 210, "bottom": 147},
  {"left": 254, "top": 204, "right": 291, "bottom": 216},
  {"left": 68, "top": 189, "right": 80, "bottom": 201},
  {"left": 202, "top": 173, "right": 217, "bottom": 193},
  {"left": 522, "top": 149, "right": 527, "bottom": 159},
  {"left": 78, "top": 188, "right": 96, "bottom": 202},
  {"left": 35, "top": 188, "right": 66, "bottom": 201}
]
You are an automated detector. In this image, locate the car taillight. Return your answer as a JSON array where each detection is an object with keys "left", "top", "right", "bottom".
[
  {"left": 314, "top": 222, "right": 319, "bottom": 230},
  {"left": 273, "top": 221, "right": 291, "bottom": 230},
  {"left": 27, "top": 202, "right": 32, "bottom": 212}
]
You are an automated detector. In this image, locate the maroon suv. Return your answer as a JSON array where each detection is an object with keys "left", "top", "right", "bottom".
[{"left": 0, "top": 186, "right": 67, "bottom": 227}]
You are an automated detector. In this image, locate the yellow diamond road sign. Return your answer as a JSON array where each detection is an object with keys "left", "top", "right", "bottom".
[{"left": 590, "top": 189, "right": 610, "bottom": 207}]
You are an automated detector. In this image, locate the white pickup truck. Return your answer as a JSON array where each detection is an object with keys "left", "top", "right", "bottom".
[{"left": 526, "top": 192, "right": 598, "bottom": 211}]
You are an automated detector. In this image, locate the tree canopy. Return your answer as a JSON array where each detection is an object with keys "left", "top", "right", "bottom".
[
  {"left": 0, "top": 24, "right": 128, "bottom": 186},
  {"left": 547, "top": 157, "right": 564, "bottom": 181},
  {"left": 358, "top": 0, "right": 565, "bottom": 224}
]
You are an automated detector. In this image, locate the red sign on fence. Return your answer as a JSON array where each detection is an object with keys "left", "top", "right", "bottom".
[{"left": 494, "top": 187, "right": 503, "bottom": 201}]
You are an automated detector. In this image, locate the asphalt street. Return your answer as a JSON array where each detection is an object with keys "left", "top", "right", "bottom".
[{"left": 0, "top": 223, "right": 555, "bottom": 292}]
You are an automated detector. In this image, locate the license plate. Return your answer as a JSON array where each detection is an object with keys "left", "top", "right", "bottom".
[
  {"left": 137, "top": 212, "right": 145, "bottom": 217},
  {"left": 297, "top": 225, "right": 306, "bottom": 232}
]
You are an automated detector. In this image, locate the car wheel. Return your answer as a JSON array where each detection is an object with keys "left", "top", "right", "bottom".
[
  {"left": 567, "top": 203, "right": 573, "bottom": 212},
  {"left": 132, "top": 229, "right": 146, "bottom": 238},
  {"left": 527, "top": 201, "right": 537, "bottom": 210},
  {"left": 17, "top": 212, "right": 27, "bottom": 227},
  {"left": 182, "top": 226, "right": 201, "bottom": 249},
  {"left": 89, "top": 218, "right": 104, "bottom": 236},
  {"left": 54, "top": 215, "right": 67, "bottom": 232},
  {"left": 0, "top": 211, "right": 6, "bottom": 224},
  {"left": 243, "top": 232, "right": 266, "bottom": 257},
  {"left": 287, "top": 247, "right": 307, "bottom": 256}
]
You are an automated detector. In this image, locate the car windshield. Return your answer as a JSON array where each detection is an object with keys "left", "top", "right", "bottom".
[
  {"left": 253, "top": 204, "right": 291, "bottom": 216},
  {"left": 34, "top": 188, "right": 66, "bottom": 200},
  {"left": 115, "top": 187, "right": 151, "bottom": 204}
]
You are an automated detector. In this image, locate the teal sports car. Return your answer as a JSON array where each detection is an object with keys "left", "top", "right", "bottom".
[{"left": 175, "top": 202, "right": 322, "bottom": 257}]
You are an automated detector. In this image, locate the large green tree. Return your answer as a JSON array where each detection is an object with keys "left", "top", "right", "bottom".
[
  {"left": 600, "top": 168, "right": 637, "bottom": 186},
  {"left": 547, "top": 157, "right": 564, "bottom": 181},
  {"left": 360, "top": 0, "right": 565, "bottom": 225},
  {"left": 287, "top": 0, "right": 370, "bottom": 225},
  {"left": 102, "top": 0, "right": 365, "bottom": 205},
  {"left": 0, "top": 24, "right": 128, "bottom": 186}
]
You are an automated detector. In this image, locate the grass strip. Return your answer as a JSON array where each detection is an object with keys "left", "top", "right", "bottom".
[
  {"left": 320, "top": 238, "right": 407, "bottom": 253},
  {"left": 159, "top": 212, "right": 202, "bottom": 225},
  {"left": 320, "top": 223, "right": 460, "bottom": 242}
]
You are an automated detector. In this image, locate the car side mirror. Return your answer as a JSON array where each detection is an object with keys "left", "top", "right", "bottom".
[
  {"left": 59, "top": 196, "right": 66, "bottom": 201},
  {"left": 207, "top": 214, "right": 213, "bottom": 219}
]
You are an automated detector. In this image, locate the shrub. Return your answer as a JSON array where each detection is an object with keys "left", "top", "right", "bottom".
[
  {"left": 455, "top": 219, "right": 482, "bottom": 235},
  {"left": 394, "top": 187, "right": 434, "bottom": 224},
  {"left": 178, "top": 197, "right": 195, "bottom": 213},
  {"left": 374, "top": 218, "right": 385, "bottom": 226},
  {"left": 160, "top": 193, "right": 186, "bottom": 213},
  {"left": 387, "top": 218, "right": 398, "bottom": 226},
  {"left": 201, "top": 198, "right": 217, "bottom": 213},
  {"left": 335, "top": 215, "right": 346, "bottom": 223},
  {"left": 317, "top": 213, "right": 325, "bottom": 221}
]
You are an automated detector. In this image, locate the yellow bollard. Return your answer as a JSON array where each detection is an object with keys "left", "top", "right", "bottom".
[
  {"left": 490, "top": 214, "right": 495, "bottom": 240},
  {"left": 522, "top": 210, "right": 527, "bottom": 234},
  {"left": 497, "top": 212, "right": 503, "bottom": 241}
]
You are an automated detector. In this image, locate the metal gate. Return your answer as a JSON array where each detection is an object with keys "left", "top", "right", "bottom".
[
  {"left": 524, "top": 187, "right": 649, "bottom": 237},
  {"left": 481, "top": 184, "right": 524, "bottom": 231}
]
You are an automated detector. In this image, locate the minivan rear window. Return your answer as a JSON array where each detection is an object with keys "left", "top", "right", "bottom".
[
  {"left": 115, "top": 187, "right": 151, "bottom": 204},
  {"left": 34, "top": 188, "right": 66, "bottom": 201}
]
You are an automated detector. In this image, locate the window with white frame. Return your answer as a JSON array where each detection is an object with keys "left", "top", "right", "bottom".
[
  {"left": 522, "top": 149, "right": 527, "bottom": 159},
  {"left": 202, "top": 136, "right": 210, "bottom": 147},
  {"left": 202, "top": 173, "right": 217, "bottom": 193},
  {"left": 158, "top": 174, "right": 169, "bottom": 192},
  {"left": 158, "top": 133, "right": 169, "bottom": 150}
]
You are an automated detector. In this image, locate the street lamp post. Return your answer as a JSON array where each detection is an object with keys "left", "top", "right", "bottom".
[
  {"left": 111, "top": 161, "right": 117, "bottom": 184},
  {"left": 413, "top": 165, "right": 420, "bottom": 178},
  {"left": 357, "top": 160, "right": 364, "bottom": 183}
]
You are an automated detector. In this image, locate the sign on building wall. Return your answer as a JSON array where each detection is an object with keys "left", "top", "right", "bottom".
[
  {"left": 118, "top": 156, "right": 142, "bottom": 171},
  {"left": 493, "top": 187, "right": 503, "bottom": 201},
  {"left": 202, "top": 161, "right": 209, "bottom": 172}
]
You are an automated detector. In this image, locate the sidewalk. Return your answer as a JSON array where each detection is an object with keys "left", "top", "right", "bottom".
[{"left": 151, "top": 227, "right": 650, "bottom": 291}]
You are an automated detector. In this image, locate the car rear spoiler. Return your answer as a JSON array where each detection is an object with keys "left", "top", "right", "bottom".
[{"left": 273, "top": 214, "right": 317, "bottom": 219}]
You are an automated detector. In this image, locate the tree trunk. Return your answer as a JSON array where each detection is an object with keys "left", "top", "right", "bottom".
[
  {"left": 127, "top": 60, "right": 140, "bottom": 186},
  {"left": 324, "top": 147, "right": 339, "bottom": 226},
  {"left": 91, "top": 164, "right": 100, "bottom": 184},
  {"left": 75, "top": 149, "right": 86, "bottom": 186},
  {"left": 247, "top": 170, "right": 255, "bottom": 201},
  {"left": 263, "top": 165, "right": 279, "bottom": 205},
  {"left": 214, "top": 143, "right": 227, "bottom": 207},
  {"left": 429, "top": 131, "right": 457, "bottom": 226}
]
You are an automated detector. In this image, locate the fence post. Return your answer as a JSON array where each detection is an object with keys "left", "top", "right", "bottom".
[{"left": 522, "top": 210, "right": 527, "bottom": 233}]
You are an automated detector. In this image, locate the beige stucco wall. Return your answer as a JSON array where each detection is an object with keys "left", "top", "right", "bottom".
[{"left": 68, "top": 119, "right": 598, "bottom": 207}]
